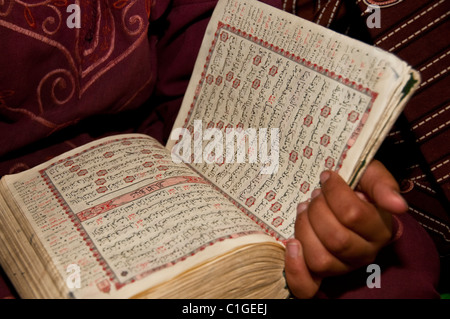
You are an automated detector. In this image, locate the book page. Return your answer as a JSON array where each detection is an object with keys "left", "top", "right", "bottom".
[
  {"left": 2, "top": 134, "right": 276, "bottom": 298},
  {"left": 168, "top": 0, "right": 414, "bottom": 240}
]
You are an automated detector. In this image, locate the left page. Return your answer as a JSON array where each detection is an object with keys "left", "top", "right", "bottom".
[{"left": 0, "top": 134, "right": 278, "bottom": 298}]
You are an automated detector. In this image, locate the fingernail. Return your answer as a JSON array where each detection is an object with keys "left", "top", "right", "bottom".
[
  {"left": 286, "top": 240, "right": 300, "bottom": 258},
  {"left": 393, "top": 190, "right": 409, "bottom": 210},
  {"left": 311, "top": 189, "right": 321, "bottom": 198},
  {"left": 297, "top": 202, "right": 308, "bottom": 215},
  {"left": 355, "top": 191, "right": 369, "bottom": 202},
  {"left": 320, "top": 171, "right": 331, "bottom": 184}
]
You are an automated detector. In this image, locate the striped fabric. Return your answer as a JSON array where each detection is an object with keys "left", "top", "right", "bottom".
[{"left": 281, "top": 0, "right": 450, "bottom": 289}]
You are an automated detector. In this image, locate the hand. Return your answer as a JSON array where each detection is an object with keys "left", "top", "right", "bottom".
[{"left": 284, "top": 160, "right": 408, "bottom": 298}]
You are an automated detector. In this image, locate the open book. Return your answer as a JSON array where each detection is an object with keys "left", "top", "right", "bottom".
[{"left": 0, "top": 0, "right": 419, "bottom": 299}]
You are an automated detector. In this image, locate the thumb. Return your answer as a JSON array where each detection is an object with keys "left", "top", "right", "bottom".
[
  {"left": 357, "top": 160, "right": 408, "bottom": 214},
  {"left": 284, "top": 239, "right": 321, "bottom": 299}
]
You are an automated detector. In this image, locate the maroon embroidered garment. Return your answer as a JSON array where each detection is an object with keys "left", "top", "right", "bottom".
[
  {"left": 0, "top": 0, "right": 446, "bottom": 298},
  {"left": 282, "top": 0, "right": 450, "bottom": 294}
]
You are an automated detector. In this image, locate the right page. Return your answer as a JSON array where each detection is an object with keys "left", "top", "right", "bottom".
[{"left": 168, "top": 0, "right": 419, "bottom": 240}]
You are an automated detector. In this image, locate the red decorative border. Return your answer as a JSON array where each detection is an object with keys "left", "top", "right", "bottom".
[
  {"left": 76, "top": 176, "right": 209, "bottom": 222},
  {"left": 192, "top": 168, "right": 285, "bottom": 241},
  {"left": 182, "top": 22, "right": 379, "bottom": 240},
  {"left": 39, "top": 137, "right": 264, "bottom": 292},
  {"left": 184, "top": 22, "right": 378, "bottom": 126}
]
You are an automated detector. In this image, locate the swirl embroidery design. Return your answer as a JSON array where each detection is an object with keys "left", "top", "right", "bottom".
[{"left": 0, "top": 0, "right": 150, "bottom": 128}]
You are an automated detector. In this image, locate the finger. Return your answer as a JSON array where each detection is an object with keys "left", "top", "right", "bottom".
[
  {"left": 357, "top": 160, "right": 408, "bottom": 214},
  {"left": 295, "top": 207, "right": 352, "bottom": 276},
  {"left": 319, "top": 170, "right": 393, "bottom": 243},
  {"left": 284, "top": 239, "right": 321, "bottom": 299},
  {"left": 306, "top": 191, "right": 378, "bottom": 265}
]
